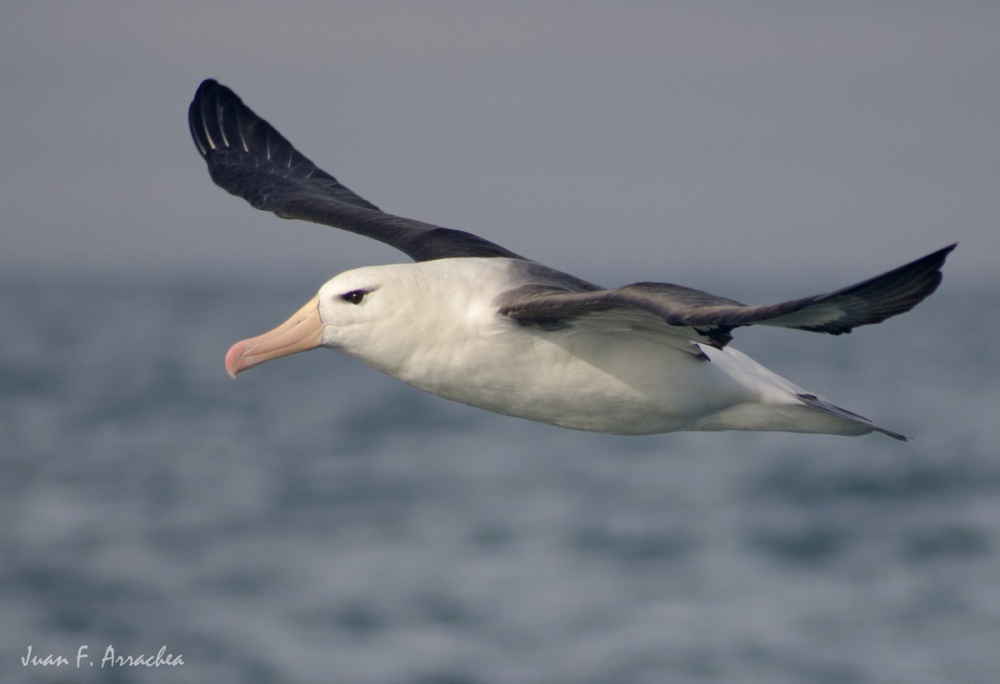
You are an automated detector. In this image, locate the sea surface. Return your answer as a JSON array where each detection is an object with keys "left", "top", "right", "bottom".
[{"left": 2, "top": 270, "right": 998, "bottom": 684}]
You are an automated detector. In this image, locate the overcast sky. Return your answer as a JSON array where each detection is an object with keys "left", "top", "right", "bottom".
[{"left": 3, "top": 2, "right": 997, "bottom": 290}]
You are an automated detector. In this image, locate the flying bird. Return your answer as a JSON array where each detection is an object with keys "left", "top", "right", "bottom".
[{"left": 189, "top": 79, "right": 954, "bottom": 440}]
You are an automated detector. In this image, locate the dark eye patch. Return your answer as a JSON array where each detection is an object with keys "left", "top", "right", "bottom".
[{"left": 340, "top": 289, "right": 368, "bottom": 305}]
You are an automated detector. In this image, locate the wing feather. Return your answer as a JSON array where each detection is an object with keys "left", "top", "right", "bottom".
[
  {"left": 189, "top": 79, "right": 523, "bottom": 262},
  {"left": 498, "top": 245, "right": 955, "bottom": 348}
]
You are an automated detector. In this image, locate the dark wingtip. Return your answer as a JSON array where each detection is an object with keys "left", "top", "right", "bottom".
[
  {"left": 188, "top": 78, "right": 230, "bottom": 159},
  {"left": 914, "top": 242, "right": 957, "bottom": 289},
  {"left": 825, "top": 242, "right": 958, "bottom": 330},
  {"left": 895, "top": 241, "right": 958, "bottom": 307},
  {"left": 188, "top": 79, "right": 388, "bottom": 213},
  {"left": 920, "top": 242, "right": 957, "bottom": 271}
]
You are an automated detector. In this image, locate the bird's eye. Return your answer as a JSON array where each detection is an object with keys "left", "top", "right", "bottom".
[{"left": 340, "top": 289, "right": 367, "bottom": 305}]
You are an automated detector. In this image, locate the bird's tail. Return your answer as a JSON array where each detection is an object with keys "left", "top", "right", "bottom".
[{"left": 796, "top": 392, "right": 907, "bottom": 441}]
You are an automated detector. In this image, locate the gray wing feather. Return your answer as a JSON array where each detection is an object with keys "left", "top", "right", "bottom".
[
  {"left": 498, "top": 245, "right": 955, "bottom": 348},
  {"left": 189, "top": 79, "right": 524, "bottom": 262}
]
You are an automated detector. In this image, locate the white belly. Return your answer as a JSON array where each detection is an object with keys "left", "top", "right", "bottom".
[{"left": 392, "top": 322, "right": 758, "bottom": 435}]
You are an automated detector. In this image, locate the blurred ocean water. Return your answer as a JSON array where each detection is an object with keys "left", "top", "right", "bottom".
[{"left": 2, "top": 271, "right": 998, "bottom": 684}]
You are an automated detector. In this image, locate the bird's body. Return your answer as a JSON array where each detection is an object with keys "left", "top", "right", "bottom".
[
  {"left": 309, "top": 258, "right": 864, "bottom": 437},
  {"left": 190, "top": 79, "right": 954, "bottom": 440}
]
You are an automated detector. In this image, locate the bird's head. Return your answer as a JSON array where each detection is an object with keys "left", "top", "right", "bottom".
[{"left": 223, "top": 265, "right": 416, "bottom": 378}]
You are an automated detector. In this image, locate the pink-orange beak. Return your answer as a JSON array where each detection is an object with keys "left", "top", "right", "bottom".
[{"left": 225, "top": 296, "right": 324, "bottom": 378}]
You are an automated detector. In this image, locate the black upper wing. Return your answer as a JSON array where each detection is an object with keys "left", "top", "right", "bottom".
[
  {"left": 188, "top": 79, "right": 524, "bottom": 262},
  {"left": 498, "top": 244, "right": 956, "bottom": 348}
]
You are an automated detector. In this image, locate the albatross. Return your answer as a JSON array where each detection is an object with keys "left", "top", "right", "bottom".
[{"left": 189, "top": 79, "right": 954, "bottom": 440}]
